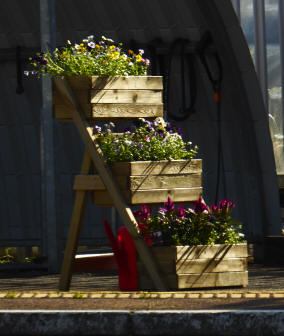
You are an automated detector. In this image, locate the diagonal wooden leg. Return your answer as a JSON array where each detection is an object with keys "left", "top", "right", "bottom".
[
  {"left": 59, "top": 150, "right": 92, "bottom": 291},
  {"left": 54, "top": 77, "right": 167, "bottom": 291}
]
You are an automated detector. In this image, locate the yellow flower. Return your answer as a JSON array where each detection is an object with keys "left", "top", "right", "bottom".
[
  {"left": 95, "top": 44, "right": 100, "bottom": 50},
  {"left": 113, "top": 51, "right": 120, "bottom": 59},
  {"left": 109, "top": 45, "right": 116, "bottom": 51},
  {"left": 136, "top": 54, "right": 142, "bottom": 62}
]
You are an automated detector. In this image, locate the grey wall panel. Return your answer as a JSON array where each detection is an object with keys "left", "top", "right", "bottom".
[{"left": 0, "top": 0, "right": 281, "bottom": 250}]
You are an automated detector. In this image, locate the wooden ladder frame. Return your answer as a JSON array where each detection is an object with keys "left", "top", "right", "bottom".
[{"left": 53, "top": 77, "right": 167, "bottom": 291}]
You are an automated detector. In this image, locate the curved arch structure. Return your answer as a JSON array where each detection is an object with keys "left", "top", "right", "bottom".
[{"left": 192, "top": 0, "right": 281, "bottom": 238}]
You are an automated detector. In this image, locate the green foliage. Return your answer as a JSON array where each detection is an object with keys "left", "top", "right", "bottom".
[
  {"left": 72, "top": 292, "right": 84, "bottom": 299},
  {"left": 134, "top": 197, "right": 245, "bottom": 246},
  {"left": 25, "top": 36, "right": 150, "bottom": 77},
  {"left": 95, "top": 117, "right": 198, "bottom": 164},
  {"left": 0, "top": 248, "right": 15, "bottom": 264},
  {"left": 6, "top": 292, "right": 16, "bottom": 299}
]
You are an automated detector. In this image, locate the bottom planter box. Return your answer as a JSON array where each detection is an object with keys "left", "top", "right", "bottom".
[{"left": 137, "top": 244, "right": 248, "bottom": 290}]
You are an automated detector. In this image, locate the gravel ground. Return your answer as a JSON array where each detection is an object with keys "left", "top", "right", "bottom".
[
  {"left": 0, "top": 264, "right": 284, "bottom": 292},
  {"left": 0, "top": 264, "right": 284, "bottom": 310}
]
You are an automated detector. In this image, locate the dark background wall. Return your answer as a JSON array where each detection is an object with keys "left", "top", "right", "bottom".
[{"left": 0, "top": 0, "right": 281, "bottom": 254}]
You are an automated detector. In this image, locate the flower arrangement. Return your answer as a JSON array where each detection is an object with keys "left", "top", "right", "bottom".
[
  {"left": 94, "top": 117, "right": 198, "bottom": 164},
  {"left": 134, "top": 197, "right": 245, "bottom": 246},
  {"left": 25, "top": 35, "right": 150, "bottom": 77}
]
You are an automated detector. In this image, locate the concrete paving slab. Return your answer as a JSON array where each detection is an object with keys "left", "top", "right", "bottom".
[{"left": 1, "top": 310, "right": 284, "bottom": 335}]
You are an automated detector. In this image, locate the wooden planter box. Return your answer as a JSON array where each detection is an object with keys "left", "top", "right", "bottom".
[
  {"left": 53, "top": 76, "right": 163, "bottom": 121},
  {"left": 137, "top": 244, "right": 248, "bottom": 290},
  {"left": 73, "top": 159, "right": 202, "bottom": 206}
]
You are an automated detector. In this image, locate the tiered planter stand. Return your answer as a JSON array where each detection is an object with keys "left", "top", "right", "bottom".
[{"left": 53, "top": 75, "right": 247, "bottom": 291}]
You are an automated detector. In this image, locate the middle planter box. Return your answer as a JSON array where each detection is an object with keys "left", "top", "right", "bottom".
[{"left": 73, "top": 159, "right": 202, "bottom": 206}]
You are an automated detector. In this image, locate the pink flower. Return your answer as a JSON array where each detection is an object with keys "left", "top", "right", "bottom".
[
  {"left": 160, "top": 197, "right": 175, "bottom": 213},
  {"left": 176, "top": 205, "right": 186, "bottom": 218},
  {"left": 193, "top": 197, "right": 208, "bottom": 213}
]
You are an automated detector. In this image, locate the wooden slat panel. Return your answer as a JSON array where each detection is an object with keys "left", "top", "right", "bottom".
[
  {"left": 175, "top": 244, "right": 248, "bottom": 260},
  {"left": 74, "top": 173, "right": 201, "bottom": 191},
  {"left": 64, "top": 76, "right": 92, "bottom": 90},
  {"left": 54, "top": 104, "right": 163, "bottom": 121},
  {"left": 54, "top": 76, "right": 167, "bottom": 291},
  {"left": 54, "top": 76, "right": 163, "bottom": 90},
  {"left": 53, "top": 90, "right": 89, "bottom": 104},
  {"left": 111, "top": 159, "right": 202, "bottom": 176},
  {"left": 73, "top": 175, "right": 124, "bottom": 190},
  {"left": 141, "top": 244, "right": 248, "bottom": 262},
  {"left": 90, "top": 89, "right": 162, "bottom": 104},
  {"left": 91, "top": 76, "right": 163, "bottom": 90},
  {"left": 129, "top": 174, "right": 201, "bottom": 190},
  {"left": 93, "top": 187, "right": 202, "bottom": 205},
  {"left": 92, "top": 103, "right": 163, "bottom": 119},
  {"left": 176, "top": 257, "right": 247, "bottom": 273},
  {"left": 53, "top": 105, "right": 91, "bottom": 120},
  {"left": 138, "top": 271, "right": 248, "bottom": 290},
  {"left": 137, "top": 258, "right": 247, "bottom": 275},
  {"left": 176, "top": 271, "right": 248, "bottom": 289}
]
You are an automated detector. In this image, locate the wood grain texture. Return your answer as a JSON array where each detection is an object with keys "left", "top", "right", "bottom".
[
  {"left": 90, "top": 89, "right": 162, "bottom": 104},
  {"left": 74, "top": 173, "right": 201, "bottom": 191},
  {"left": 111, "top": 160, "right": 202, "bottom": 176},
  {"left": 59, "top": 150, "right": 92, "bottom": 291},
  {"left": 53, "top": 76, "right": 163, "bottom": 90},
  {"left": 137, "top": 257, "right": 247, "bottom": 275},
  {"left": 53, "top": 76, "right": 167, "bottom": 291},
  {"left": 93, "top": 187, "right": 203, "bottom": 206},
  {"left": 137, "top": 244, "right": 248, "bottom": 289},
  {"left": 138, "top": 271, "right": 248, "bottom": 290},
  {"left": 53, "top": 76, "right": 163, "bottom": 121}
]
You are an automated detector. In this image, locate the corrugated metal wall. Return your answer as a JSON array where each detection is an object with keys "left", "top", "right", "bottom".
[{"left": 0, "top": 0, "right": 281, "bottom": 252}]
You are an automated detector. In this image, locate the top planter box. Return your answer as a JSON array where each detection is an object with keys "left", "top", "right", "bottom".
[{"left": 53, "top": 76, "right": 164, "bottom": 121}]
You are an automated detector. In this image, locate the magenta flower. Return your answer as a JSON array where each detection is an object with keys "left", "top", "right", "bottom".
[
  {"left": 193, "top": 197, "right": 208, "bottom": 213},
  {"left": 160, "top": 197, "right": 175, "bottom": 213},
  {"left": 133, "top": 204, "right": 151, "bottom": 221},
  {"left": 176, "top": 205, "right": 186, "bottom": 218}
]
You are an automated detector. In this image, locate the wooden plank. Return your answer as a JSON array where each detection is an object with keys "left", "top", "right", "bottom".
[
  {"left": 53, "top": 75, "right": 163, "bottom": 90},
  {"left": 175, "top": 244, "right": 248, "bottom": 260},
  {"left": 90, "top": 89, "right": 162, "bottom": 104},
  {"left": 74, "top": 173, "right": 201, "bottom": 191},
  {"left": 137, "top": 258, "right": 247, "bottom": 275},
  {"left": 53, "top": 104, "right": 163, "bottom": 121},
  {"left": 139, "top": 245, "right": 248, "bottom": 262},
  {"left": 53, "top": 77, "right": 167, "bottom": 291},
  {"left": 91, "top": 76, "right": 163, "bottom": 90},
  {"left": 176, "top": 257, "right": 247, "bottom": 274},
  {"left": 129, "top": 174, "right": 201, "bottom": 190},
  {"left": 53, "top": 104, "right": 91, "bottom": 120},
  {"left": 59, "top": 150, "right": 92, "bottom": 291},
  {"left": 176, "top": 271, "right": 248, "bottom": 289},
  {"left": 111, "top": 160, "right": 202, "bottom": 176},
  {"left": 73, "top": 174, "right": 123, "bottom": 190},
  {"left": 92, "top": 103, "right": 163, "bottom": 119},
  {"left": 93, "top": 187, "right": 203, "bottom": 205},
  {"left": 53, "top": 90, "right": 89, "bottom": 104},
  {"left": 138, "top": 271, "right": 248, "bottom": 290}
]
